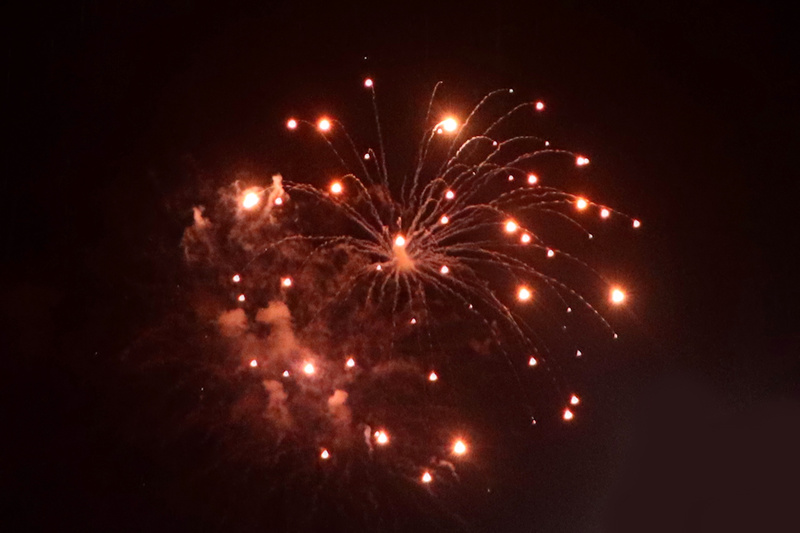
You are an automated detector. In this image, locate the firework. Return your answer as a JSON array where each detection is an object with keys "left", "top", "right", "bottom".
[{"left": 181, "top": 80, "right": 639, "bottom": 498}]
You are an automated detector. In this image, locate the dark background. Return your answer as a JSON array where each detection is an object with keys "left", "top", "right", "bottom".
[{"left": 3, "top": 1, "right": 798, "bottom": 531}]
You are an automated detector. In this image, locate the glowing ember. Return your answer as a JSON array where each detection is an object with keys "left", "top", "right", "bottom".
[
  {"left": 633, "top": 219, "right": 641, "bottom": 228},
  {"left": 274, "top": 197, "right": 283, "bottom": 206},
  {"left": 242, "top": 192, "right": 260, "bottom": 209},
  {"left": 346, "top": 357, "right": 355, "bottom": 368},
  {"left": 444, "top": 189, "right": 455, "bottom": 200},
  {"left": 547, "top": 249, "right": 555, "bottom": 258},
  {"left": 517, "top": 286, "right": 532, "bottom": 301},
  {"left": 237, "top": 294, "right": 246, "bottom": 302},
  {"left": 330, "top": 181, "right": 343, "bottom": 195},
  {"left": 520, "top": 233, "right": 532, "bottom": 244},
  {"left": 364, "top": 78, "right": 373, "bottom": 88},
  {"left": 231, "top": 274, "right": 241, "bottom": 283},
  {"left": 576, "top": 198, "right": 589, "bottom": 210},
  {"left": 281, "top": 277, "right": 293, "bottom": 288},
  {"left": 282, "top": 370, "right": 290, "bottom": 377},
  {"left": 611, "top": 288, "right": 626, "bottom": 304},
  {"left": 504, "top": 220, "right": 518, "bottom": 233},
  {"left": 570, "top": 394, "right": 580, "bottom": 405},
  {"left": 600, "top": 208, "right": 610, "bottom": 218},
  {"left": 576, "top": 156, "right": 590, "bottom": 166},
  {"left": 439, "top": 215, "right": 449, "bottom": 224},
  {"left": 394, "top": 235, "right": 406, "bottom": 247},
  {"left": 421, "top": 472, "right": 432, "bottom": 483},
  {"left": 286, "top": 118, "right": 298, "bottom": 129},
  {"left": 528, "top": 356, "right": 538, "bottom": 366},
  {"left": 441, "top": 117, "right": 458, "bottom": 132},
  {"left": 440, "top": 265, "right": 449, "bottom": 274},
  {"left": 428, "top": 371, "right": 438, "bottom": 382},
  {"left": 563, "top": 408, "right": 574, "bottom": 421},
  {"left": 249, "top": 359, "right": 258, "bottom": 368},
  {"left": 375, "top": 430, "right": 389, "bottom": 445},
  {"left": 535, "top": 101, "right": 545, "bottom": 111},
  {"left": 317, "top": 118, "right": 332, "bottom": 131},
  {"left": 527, "top": 173, "right": 538, "bottom": 184},
  {"left": 320, "top": 449, "right": 330, "bottom": 459},
  {"left": 303, "top": 363, "right": 315, "bottom": 375},
  {"left": 452, "top": 439, "right": 467, "bottom": 455},
  {"left": 410, "top": 318, "right": 417, "bottom": 324}
]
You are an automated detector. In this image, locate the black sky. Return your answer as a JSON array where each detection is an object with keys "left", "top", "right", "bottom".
[{"left": 3, "top": 1, "right": 799, "bottom": 531}]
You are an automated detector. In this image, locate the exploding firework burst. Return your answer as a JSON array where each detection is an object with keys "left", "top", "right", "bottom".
[{"left": 181, "top": 80, "right": 639, "bottom": 508}]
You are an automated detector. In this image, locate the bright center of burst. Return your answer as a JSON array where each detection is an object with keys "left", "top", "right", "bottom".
[
  {"left": 517, "top": 287, "right": 532, "bottom": 301},
  {"left": 330, "top": 181, "right": 343, "bottom": 194},
  {"left": 394, "top": 235, "right": 406, "bottom": 247},
  {"left": 303, "top": 363, "right": 315, "bottom": 375}
]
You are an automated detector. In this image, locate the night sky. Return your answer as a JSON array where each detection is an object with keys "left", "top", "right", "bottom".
[{"left": 4, "top": 1, "right": 799, "bottom": 531}]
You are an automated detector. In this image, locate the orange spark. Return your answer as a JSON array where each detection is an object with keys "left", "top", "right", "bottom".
[
  {"left": 563, "top": 408, "right": 574, "bottom": 421},
  {"left": 286, "top": 118, "right": 298, "bottom": 130},
  {"left": 453, "top": 439, "right": 467, "bottom": 455},
  {"left": 303, "top": 362, "right": 315, "bottom": 375},
  {"left": 242, "top": 192, "right": 260, "bottom": 209},
  {"left": 428, "top": 371, "right": 438, "bottom": 382},
  {"left": 421, "top": 471, "right": 432, "bottom": 483},
  {"left": 610, "top": 288, "right": 626, "bottom": 304},
  {"left": 317, "top": 118, "right": 331, "bottom": 131},
  {"left": 329, "top": 181, "right": 343, "bottom": 195},
  {"left": 517, "top": 286, "right": 532, "bottom": 302}
]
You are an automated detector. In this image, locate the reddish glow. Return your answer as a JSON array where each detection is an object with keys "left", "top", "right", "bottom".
[
  {"left": 320, "top": 449, "right": 330, "bottom": 459},
  {"left": 440, "top": 265, "right": 449, "bottom": 274},
  {"left": 428, "top": 371, "right": 438, "bottom": 382},
  {"left": 535, "top": 101, "right": 545, "bottom": 111},
  {"left": 317, "top": 118, "right": 332, "bottom": 131},
  {"left": 394, "top": 235, "right": 406, "bottom": 247},
  {"left": 346, "top": 357, "right": 355, "bottom": 368},
  {"left": 439, "top": 215, "right": 449, "bottom": 224},
  {"left": 410, "top": 318, "right": 417, "bottom": 325},
  {"left": 517, "top": 286, "right": 532, "bottom": 302},
  {"left": 576, "top": 156, "right": 590, "bottom": 166},
  {"left": 547, "top": 249, "right": 555, "bottom": 258},
  {"left": 286, "top": 118, "right": 298, "bottom": 130},
  {"left": 527, "top": 173, "right": 538, "bottom": 185},
  {"left": 610, "top": 288, "right": 626, "bottom": 304},
  {"left": 375, "top": 430, "right": 389, "bottom": 445},
  {"left": 576, "top": 349, "right": 582, "bottom": 357},
  {"left": 282, "top": 370, "right": 290, "bottom": 377},
  {"left": 249, "top": 359, "right": 258, "bottom": 368},
  {"left": 421, "top": 471, "right": 432, "bottom": 483},
  {"left": 237, "top": 294, "right": 246, "bottom": 302},
  {"left": 242, "top": 192, "right": 260, "bottom": 209},
  {"left": 232, "top": 274, "right": 241, "bottom": 283},
  {"left": 364, "top": 78, "right": 373, "bottom": 88},
  {"left": 600, "top": 208, "right": 610, "bottom": 219},
  {"left": 330, "top": 181, "right": 343, "bottom": 195},
  {"left": 281, "top": 277, "right": 293, "bottom": 288},
  {"left": 444, "top": 189, "right": 455, "bottom": 200},
  {"left": 453, "top": 439, "right": 467, "bottom": 455},
  {"left": 570, "top": 394, "right": 580, "bottom": 405},
  {"left": 632, "top": 219, "right": 641, "bottom": 228},
  {"left": 504, "top": 220, "right": 518, "bottom": 233},
  {"left": 520, "top": 233, "right": 532, "bottom": 244},
  {"left": 274, "top": 196, "right": 283, "bottom": 206},
  {"left": 528, "top": 356, "right": 538, "bottom": 366},
  {"left": 303, "top": 362, "right": 315, "bottom": 375},
  {"left": 508, "top": 175, "right": 514, "bottom": 181},
  {"left": 376, "top": 264, "right": 382, "bottom": 271},
  {"left": 364, "top": 153, "right": 370, "bottom": 159},
  {"left": 576, "top": 198, "right": 589, "bottom": 210},
  {"left": 563, "top": 408, "right": 574, "bottom": 421}
]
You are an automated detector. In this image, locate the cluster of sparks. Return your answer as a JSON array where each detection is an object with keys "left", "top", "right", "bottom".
[{"left": 186, "top": 79, "right": 639, "bottom": 488}]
